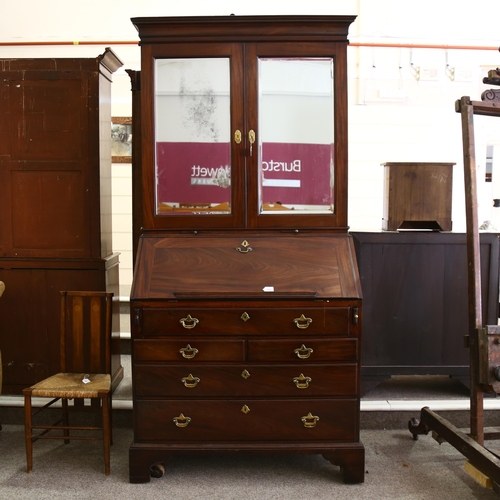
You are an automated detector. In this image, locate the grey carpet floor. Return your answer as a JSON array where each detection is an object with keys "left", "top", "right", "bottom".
[{"left": 0, "top": 424, "right": 498, "bottom": 499}]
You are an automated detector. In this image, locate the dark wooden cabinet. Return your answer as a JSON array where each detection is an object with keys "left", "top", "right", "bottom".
[
  {"left": 129, "top": 16, "right": 363, "bottom": 484},
  {"left": 0, "top": 50, "right": 124, "bottom": 393},
  {"left": 352, "top": 232, "right": 500, "bottom": 393}
]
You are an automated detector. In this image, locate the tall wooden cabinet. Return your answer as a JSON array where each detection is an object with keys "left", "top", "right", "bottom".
[
  {"left": 0, "top": 50, "right": 124, "bottom": 393},
  {"left": 129, "top": 16, "right": 363, "bottom": 484}
]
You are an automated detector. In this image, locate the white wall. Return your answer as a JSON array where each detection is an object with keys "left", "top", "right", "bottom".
[{"left": 2, "top": 0, "right": 500, "bottom": 290}]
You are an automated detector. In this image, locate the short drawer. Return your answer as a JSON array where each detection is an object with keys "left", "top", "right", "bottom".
[
  {"left": 139, "top": 306, "right": 352, "bottom": 337},
  {"left": 248, "top": 338, "right": 357, "bottom": 362},
  {"left": 134, "top": 339, "right": 245, "bottom": 362},
  {"left": 135, "top": 399, "right": 358, "bottom": 443},
  {"left": 134, "top": 364, "right": 358, "bottom": 397}
]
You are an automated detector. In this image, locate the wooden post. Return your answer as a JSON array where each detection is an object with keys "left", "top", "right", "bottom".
[{"left": 458, "top": 96, "right": 484, "bottom": 445}]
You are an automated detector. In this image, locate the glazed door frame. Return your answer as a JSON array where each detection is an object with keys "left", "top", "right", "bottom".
[
  {"left": 139, "top": 39, "right": 349, "bottom": 231},
  {"left": 140, "top": 42, "right": 245, "bottom": 230}
]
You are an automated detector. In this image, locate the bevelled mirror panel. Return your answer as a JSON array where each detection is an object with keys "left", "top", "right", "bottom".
[
  {"left": 258, "top": 58, "right": 335, "bottom": 215},
  {"left": 155, "top": 58, "right": 232, "bottom": 215}
]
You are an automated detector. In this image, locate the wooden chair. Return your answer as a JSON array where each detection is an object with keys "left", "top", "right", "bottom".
[{"left": 23, "top": 291, "right": 114, "bottom": 475}]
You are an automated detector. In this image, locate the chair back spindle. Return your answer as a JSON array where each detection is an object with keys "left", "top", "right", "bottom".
[{"left": 60, "top": 291, "right": 113, "bottom": 375}]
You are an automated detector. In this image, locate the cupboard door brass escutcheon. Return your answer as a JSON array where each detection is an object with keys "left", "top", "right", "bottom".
[
  {"left": 173, "top": 413, "right": 191, "bottom": 427},
  {"left": 236, "top": 240, "right": 252, "bottom": 253},
  {"left": 294, "top": 344, "right": 314, "bottom": 359},
  {"left": 181, "top": 373, "right": 200, "bottom": 388},
  {"left": 241, "top": 369, "right": 251, "bottom": 379},
  {"left": 234, "top": 129, "right": 242, "bottom": 144},
  {"left": 248, "top": 129, "right": 255, "bottom": 156},
  {"left": 241, "top": 405, "right": 251, "bottom": 414},
  {"left": 179, "top": 344, "right": 199, "bottom": 359},
  {"left": 301, "top": 412, "right": 319, "bottom": 428},
  {"left": 240, "top": 311, "right": 250, "bottom": 322},
  {"left": 293, "top": 314, "right": 313, "bottom": 329},
  {"left": 179, "top": 314, "right": 199, "bottom": 329},
  {"left": 293, "top": 373, "right": 312, "bottom": 389}
]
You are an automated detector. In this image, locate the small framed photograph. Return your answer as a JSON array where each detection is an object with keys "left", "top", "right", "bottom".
[{"left": 111, "top": 117, "right": 132, "bottom": 163}]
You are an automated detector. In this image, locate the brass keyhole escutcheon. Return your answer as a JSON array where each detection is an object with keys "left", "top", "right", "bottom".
[
  {"left": 234, "top": 129, "right": 242, "bottom": 144},
  {"left": 236, "top": 240, "right": 253, "bottom": 253},
  {"left": 248, "top": 129, "right": 255, "bottom": 156},
  {"left": 241, "top": 312, "right": 250, "bottom": 322},
  {"left": 241, "top": 405, "right": 251, "bottom": 414},
  {"left": 241, "top": 369, "right": 251, "bottom": 379}
]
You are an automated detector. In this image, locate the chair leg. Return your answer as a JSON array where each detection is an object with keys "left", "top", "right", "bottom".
[
  {"left": 23, "top": 391, "right": 33, "bottom": 473},
  {"left": 62, "top": 398, "right": 70, "bottom": 444},
  {"left": 109, "top": 394, "right": 113, "bottom": 446},
  {"left": 101, "top": 393, "right": 111, "bottom": 476}
]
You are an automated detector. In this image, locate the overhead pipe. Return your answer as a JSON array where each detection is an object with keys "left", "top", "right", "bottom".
[
  {"left": 0, "top": 41, "right": 138, "bottom": 46},
  {"left": 350, "top": 42, "right": 498, "bottom": 51},
  {"left": 0, "top": 40, "right": 498, "bottom": 51}
]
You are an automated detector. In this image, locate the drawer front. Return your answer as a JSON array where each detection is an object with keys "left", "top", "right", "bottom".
[
  {"left": 134, "top": 364, "right": 357, "bottom": 397},
  {"left": 140, "top": 307, "right": 351, "bottom": 337},
  {"left": 135, "top": 399, "right": 358, "bottom": 442},
  {"left": 248, "top": 338, "right": 357, "bottom": 362},
  {"left": 134, "top": 339, "right": 245, "bottom": 362}
]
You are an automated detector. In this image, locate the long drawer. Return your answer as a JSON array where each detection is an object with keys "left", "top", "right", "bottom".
[
  {"left": 139, "top": 306, "right": 353, "bottom": 337},
  {"left": 134, "top": 364, "right": 358, "bottom": 397},
  {"left": 135, "top": 399, "right": 359, "bottom": 442}
]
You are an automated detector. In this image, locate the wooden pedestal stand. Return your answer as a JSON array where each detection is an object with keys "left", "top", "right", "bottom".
[{"left": 408, "top": 77, "right": 500, "bottom": 489}]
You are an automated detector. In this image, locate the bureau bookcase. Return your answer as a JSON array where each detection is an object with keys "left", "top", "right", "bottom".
[{"left": 129, "top": 15, "right": 363, "bottom": 484}]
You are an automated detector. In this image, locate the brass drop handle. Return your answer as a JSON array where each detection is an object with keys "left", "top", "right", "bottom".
[
  {"left": 179, "top": 344, "right": 199, "bottom": 359},
  {"left": 293, "top": 373, "right": 312, "bottom": 389},
  {"left": 173, "top": 413, "right": 191, "bottom": 428},
  {"left": 301, "top": 412, "right": 320, "bottom": 428},
  {"left": 234, "top": 129, "right": 242, "bottom": 144},
  {"left": 294, "top": 344, "right": 314, "bottom": 359},
  {"left": 293, "top": 314, "right": 313, "bottom": 329},
  {"left": 179, "top": 314, "right": 199, "bottom": 329},
  {"left": 181, "top": 374, "right": 200, "bottom": 388}
]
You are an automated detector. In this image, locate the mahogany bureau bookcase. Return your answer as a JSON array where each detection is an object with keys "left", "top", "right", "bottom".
[{"left": 128, "top": 15, "right": 363, "bottom": 484}]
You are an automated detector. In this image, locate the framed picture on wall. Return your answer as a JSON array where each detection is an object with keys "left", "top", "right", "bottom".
[{"left": 111, "top": 117, "right": 132, "bottom": 163}]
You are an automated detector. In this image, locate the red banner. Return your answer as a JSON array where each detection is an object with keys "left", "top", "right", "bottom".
[{"left": 156, "top": 142, "right": 333, "bottom": 207}]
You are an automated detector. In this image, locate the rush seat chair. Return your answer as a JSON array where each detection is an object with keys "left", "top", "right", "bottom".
[{"left": 23, "top": 291, "right": 114, "bottom": 475}]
